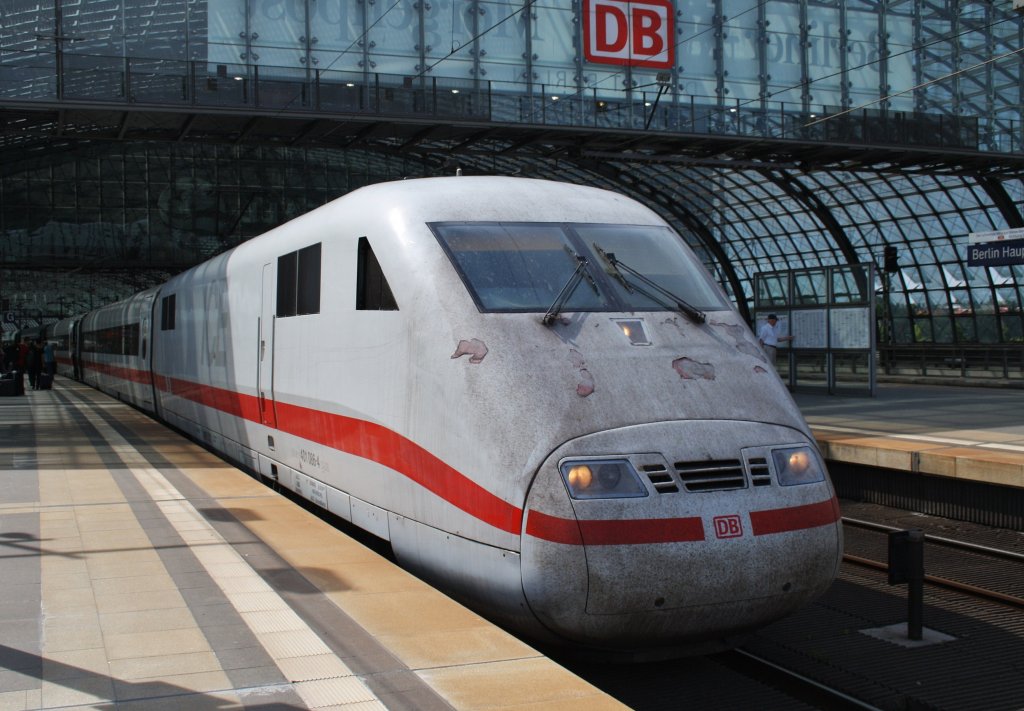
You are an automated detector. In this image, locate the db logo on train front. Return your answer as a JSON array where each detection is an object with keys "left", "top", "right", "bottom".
[
  {"left": 583, "top": 0, "right": 675, "bottom": 69},
  {"left": 714, "top": 515, "right": 744, "bottom": 539}
]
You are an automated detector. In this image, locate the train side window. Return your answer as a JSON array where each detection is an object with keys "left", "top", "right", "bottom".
[
  {"left": 124, "top": 323, "right": 140, "bottom": 356},
  {"left": 277, "top": 251, "right": 298, "bottom": 317},
  {"left": 278, "top": 243, "right": 322, "bottom": 317},
  {"left": 356, "top": 237, "right": 398, "bottom": 310},
  {"left": 297, "top": 243, "right": 321, "bottom": 315},
  {"left": 160, "top": 294, "right": 176, "bottom": 331}
]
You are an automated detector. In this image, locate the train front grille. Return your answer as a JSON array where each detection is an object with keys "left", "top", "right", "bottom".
[
  {"left": 641, "top": 463, "right": 679, "bottom": 493},
  {"left": 633, "top": 443, "right": 789, "bottom": 494},
  {"left": 674, "top": 459, "right": 746, "bottom": 492}
]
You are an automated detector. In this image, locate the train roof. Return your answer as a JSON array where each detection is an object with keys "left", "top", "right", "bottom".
[{"left": 339, "top": 176, "right": 663, "bottom": 226}]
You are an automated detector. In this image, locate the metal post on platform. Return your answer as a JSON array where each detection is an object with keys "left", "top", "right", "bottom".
[
  {"left": 888, "top": 529, "right": 925, "bottom": 641},
  {"left": 908, "top": 563, "right": 924, "bottom": 640}
]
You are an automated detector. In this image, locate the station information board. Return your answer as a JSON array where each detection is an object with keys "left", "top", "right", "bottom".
[
  {"left": 789, "top": 309, "right": 827, "bottom": 349},
  {"left": 753, "top": 263, "right": 876, "bottom": 394},
  {"left": 830, "top": 307, "right": 872, "bottom": 350}
]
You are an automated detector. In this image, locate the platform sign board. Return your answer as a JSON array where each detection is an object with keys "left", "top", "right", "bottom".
[
  {"left": 789, "top": 309, "right": 828, "bottom": 349},
  {"left": 830, "top": 308, "right": 872, "bottom": 349},
  {"left": 968, "top": 228, "right": 1024, "bottom": 267},
  {"left": 753, "top": 263, "right": 876, "bottom": 395}
]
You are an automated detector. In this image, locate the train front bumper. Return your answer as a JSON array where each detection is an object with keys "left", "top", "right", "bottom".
[{"left": 520, "top": 419, "right": 843, "bottom": 652}]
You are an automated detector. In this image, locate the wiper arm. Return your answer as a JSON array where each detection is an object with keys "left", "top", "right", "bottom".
[
  {"left": 563, "top": 245, "right": 601, "bottom": 296},
  {"left": 542, "top": 254, "right": 594, "bottom": 326},
  {"left": 594, "top": 245, "right": 706, "bottom": 324}
]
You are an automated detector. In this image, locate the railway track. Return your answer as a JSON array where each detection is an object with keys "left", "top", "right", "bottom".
[
  {"left": 841, "top": 516, "right": 1024, "bottom": 608},
  {"left": 561, "top": 507, "right": 1024, "bottom": 710},
  {"left": 554, "top": 647, "right": 884, "bottom": 711},
  {"left": 713, "top": 649, "right": 887, "bottom": 711}
]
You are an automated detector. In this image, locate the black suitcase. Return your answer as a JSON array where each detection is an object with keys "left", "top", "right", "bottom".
[
  {"left": 36, "top": 372, "right": 53, "bottom": 390},
  {"left": 0, "top": 371, "right": 24, "bottom": 396}
]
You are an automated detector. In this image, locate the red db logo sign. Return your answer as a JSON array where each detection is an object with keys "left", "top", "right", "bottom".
[
  {"left": 713, "top": 515, "right": 743, "bottom": 539},
  {"left": 583, "top": 0, "right": 674, "bottom": 69}
]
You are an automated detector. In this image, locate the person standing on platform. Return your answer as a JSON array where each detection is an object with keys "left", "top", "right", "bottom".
[
  {"left": 42, "top": 340, "right": 56, "bottom": 378},
  {"left": 26, "top": 339, "right": 42, "bottom": 389},
  {"left": 15, "top": 338, "right": 28, "bottom": 374},
  {"left": 758, "top": 313, "right": 793, "bottom": 363}
]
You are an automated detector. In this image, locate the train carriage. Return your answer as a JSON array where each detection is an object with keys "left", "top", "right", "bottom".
[
  {"left": 77, "top": 287, "right": 159, "bottom": 413},
  {"left": 50, "top": 316, "right": 81, "bottom": 379},
  {"left": 63, "top": 177, "right": 843, "bottom": 658}
]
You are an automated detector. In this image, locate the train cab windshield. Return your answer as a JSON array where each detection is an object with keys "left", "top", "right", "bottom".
[{"left": 430, "top": 221, "right": 727, "bottom": 315}]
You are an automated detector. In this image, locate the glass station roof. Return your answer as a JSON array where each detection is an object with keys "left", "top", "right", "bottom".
[{"left": 1, "top": 0, "right": 1022, "bottom": 344}]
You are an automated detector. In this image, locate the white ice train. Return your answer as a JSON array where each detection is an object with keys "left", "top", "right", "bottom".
[{"left": 52, "top": 177, "right": 842, "bottom": 658}]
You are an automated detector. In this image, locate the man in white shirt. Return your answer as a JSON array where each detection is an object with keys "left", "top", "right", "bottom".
[{"left": 758, "top": 313, "right": 793, "bottom": 363}]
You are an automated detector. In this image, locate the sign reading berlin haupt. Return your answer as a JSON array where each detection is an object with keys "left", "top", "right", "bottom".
[
  {"left": 968, "top": 227, "right": 1024, "bottom": 267},
  {"left": 583, "top": 0, "right": 675, "bottom": 69}
]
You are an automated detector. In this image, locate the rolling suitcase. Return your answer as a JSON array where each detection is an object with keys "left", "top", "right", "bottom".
[
  {"left": 0, "top": 371, "right": 24, "bottom": 396},
  {"left": 37, "top": 372, "right": 53, "bottom": 390}
]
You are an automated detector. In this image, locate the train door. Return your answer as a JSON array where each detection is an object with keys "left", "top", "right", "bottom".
[
  {"left": 258, "top": 263, "right": 277, "bottom": 427},
  {"left": 141, "top": 293, "right": 157, "bottom": 414},
  {"left": 148, "top": 297, "right": 163, "bottom": 420},
  {"left": 71, "top": 319, "right": 81, "bottom": 380}
]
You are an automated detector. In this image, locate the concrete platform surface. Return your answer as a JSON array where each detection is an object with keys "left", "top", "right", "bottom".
[
  {"left": 0, "top": 380, "right": 625, "bottom": 710},
  {"left": 794, "top": 383, "right": 1024, "bottom": 488}
]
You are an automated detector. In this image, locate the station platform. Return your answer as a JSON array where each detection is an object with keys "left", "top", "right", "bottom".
[
  {"left": 2, "top": 378, "right": 1020, "bottom": 711},
  {"left": 0, "top": 379, "right": 624, "bottom": 710},
  {"left": 794, "top": 383, "right": 1024, "bottom": 490}
]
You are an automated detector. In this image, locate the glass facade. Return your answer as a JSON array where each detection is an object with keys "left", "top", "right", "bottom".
[
  {"left": 2, "top": 0, "right": 1019, "bottom": 141},
  {"left": 1, "top": 0, "right": 1023, "bottom": 345},
  {"left": 0, "top": 144, "right": 432, "bottom": 316}
]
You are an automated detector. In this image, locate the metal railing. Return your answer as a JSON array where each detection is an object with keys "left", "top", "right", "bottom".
[
  {"left": 776, "top": 345, "right": 1024, "bottom": 391},
  {"left": 878, "top": 345, "right": 1024, "bottom": 380},
  {"left": 0, "top": 49, "right": 1018, "bottom": 153}
]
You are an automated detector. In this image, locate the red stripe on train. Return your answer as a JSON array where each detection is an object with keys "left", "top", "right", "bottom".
[
  {"left": 79, "top": 362, "right": 839, "bottom": 544},
  {"left": 274, "top": 400, "right": 523, "bottom": 535},
  {"left": 525, "top": 510, "right": 583, "bottom": 545},
  {"left": 749, "top": 497, "right": 841, "bottom": 535},
  {"left": 159, "top": 375, "right": 263, "bottom": 422},
  {"left": 154, "top": 374, "right": 522, "bottom": 535},
  {"left": 81, "top": 358, "right": 153, "bottom": 385},
  {"left": 528, "top": 510, "right": 706, "bottom": 547},
  {"left": 579, "top": 515, "right": 705, "bottom": 545}
]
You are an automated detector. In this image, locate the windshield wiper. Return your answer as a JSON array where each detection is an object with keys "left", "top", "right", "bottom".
[
  {"left": 542, "top": 252, "right": 596, "bottom": 326},
  {"left": 594, "top": 245, "right": 706, "bottom": 324}
]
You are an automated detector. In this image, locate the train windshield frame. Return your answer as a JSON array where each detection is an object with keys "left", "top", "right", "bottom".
[{"left": 430, "top": 221, "right": 728, "bottom": 314}]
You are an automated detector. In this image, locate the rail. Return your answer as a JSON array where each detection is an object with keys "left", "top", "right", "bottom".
[
  {"left": 0, "top": 48, "right": 1018, "bottom": 154},
  {"left": 842, "top": 518, "right": 1024, "bottom": 610}
]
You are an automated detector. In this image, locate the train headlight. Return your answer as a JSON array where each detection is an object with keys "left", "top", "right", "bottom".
[
  {"left": 772, "top": 446, "right": 826, "bottom": 486},
  {"left": 559, "top": 459, "right": 648, "bottom": 499},
  {"left": 566, "top": 465, "right": 593, "bottom": 489}
]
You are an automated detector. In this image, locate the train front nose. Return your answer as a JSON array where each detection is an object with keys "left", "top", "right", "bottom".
[{"left": 520, "top": 421, "right": 843, "bottom": 654}]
